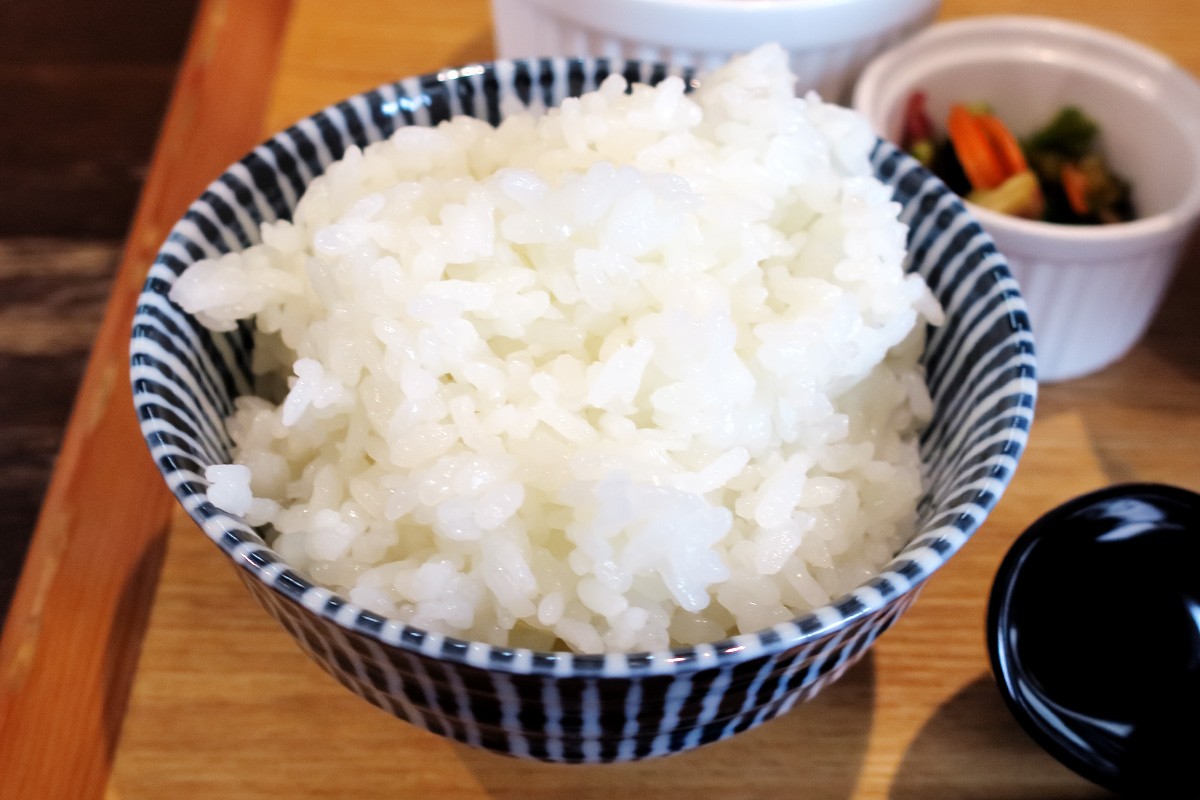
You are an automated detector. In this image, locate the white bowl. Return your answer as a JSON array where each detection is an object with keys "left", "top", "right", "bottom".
[
  {"left": 490, "top": 0, "right": 940, "bottom": 103},
  {"left": 853, "top": 15, "right": 1200, "bottom": 382}
]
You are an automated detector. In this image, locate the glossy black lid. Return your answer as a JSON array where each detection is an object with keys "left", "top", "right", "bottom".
[{"left": 987, "top": 483, "right": 1200, "bottom": 796}]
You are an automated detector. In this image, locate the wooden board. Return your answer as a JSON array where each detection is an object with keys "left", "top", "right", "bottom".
[
  {"left": 107, "top": 412, "right": 1108, "bottom": 800},
  {"left": 5, "top": 0, "right": 1200, "bottom": 798},
  {"left": 0, "top": 2, "right": 292, "bottom": 799}
]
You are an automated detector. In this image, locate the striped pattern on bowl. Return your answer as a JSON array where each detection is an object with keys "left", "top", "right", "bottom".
[{"left": 130, "top": 56, "right": 1036, "bottom": 762}]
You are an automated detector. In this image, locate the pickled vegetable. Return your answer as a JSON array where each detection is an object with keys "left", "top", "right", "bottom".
[{"left": 902, "top": 96, "right": 1135, "bottom": 224}]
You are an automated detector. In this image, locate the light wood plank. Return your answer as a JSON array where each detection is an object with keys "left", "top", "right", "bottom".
[
  {"left": 109, "top": 412, "right": 1107, "bottom": 799},
  {"left": 941, "top": 0, "right": 1200, "bottom": 76},
  {"left": 264, "top": 0, "right": 494, "bottom": 133}
]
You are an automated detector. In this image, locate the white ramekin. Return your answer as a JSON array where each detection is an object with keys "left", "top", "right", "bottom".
[
  {"left": 490, "top": 0, "right": 941, "bottom": 103},
  {"left": 853, "top": 16, "right": 1200, "bottom": 382}
]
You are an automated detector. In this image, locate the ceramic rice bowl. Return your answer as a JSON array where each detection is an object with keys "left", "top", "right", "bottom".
[{"left": 130, "top": 57, "right": 1036, "bottom": 763}]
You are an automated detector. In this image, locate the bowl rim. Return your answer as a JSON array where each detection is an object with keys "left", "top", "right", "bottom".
[
  {"left": 501, "top": 0, "right": 942, "bottom": 49},
  {"left": 852, "top": 14, "right": 1200, "bottom": 246},
  {"left": 130, "top": 55, "right": 1037, "bottom": 677}
]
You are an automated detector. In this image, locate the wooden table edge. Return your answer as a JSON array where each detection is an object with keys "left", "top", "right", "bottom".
[{"left": 0, "top": 2, "right": 293, "bottom": 797}]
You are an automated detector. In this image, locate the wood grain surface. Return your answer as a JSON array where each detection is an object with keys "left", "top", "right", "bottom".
[
  {"left": 0, "top": 2, "right": 291, "bottom": 799},
  {"left": 5, "top": 0, "right": 1200, "bottom": 798},
  {"left": 0, "top": 239, "right": 120, "bottom": 616},
  {"left": 0, "top": 0, "right": 198, "bottom": 623},
  {"left": 108, "top": 412, "right": 1110, "bottom": 800},
  {"left": 0, "top": 0, "right": 197, "bottom": 238}
]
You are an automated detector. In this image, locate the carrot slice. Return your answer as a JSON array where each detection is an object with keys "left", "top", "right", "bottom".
[
  {"left": 947, "top": 104, "right": 1006, "bottom": 190},
  {"left": 1060, "top": 162, "right": 1092, "bottom": 215},
  {"left": 977, "top": 114, "right": 1028, "bottom": 176}
]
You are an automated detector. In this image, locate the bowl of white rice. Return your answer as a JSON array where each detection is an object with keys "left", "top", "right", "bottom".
[{"left": 131, "top": 45, "right": 1036, "bottom": 762}]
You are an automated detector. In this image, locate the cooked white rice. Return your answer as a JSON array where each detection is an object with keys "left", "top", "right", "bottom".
[{"left": 171, "top": 45, "right": 943, "bottom": 654}]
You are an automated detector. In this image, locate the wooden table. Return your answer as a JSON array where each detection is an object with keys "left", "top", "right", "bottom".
[{"left": 2, "top": 1, "right": 1198, "bottom": 797}]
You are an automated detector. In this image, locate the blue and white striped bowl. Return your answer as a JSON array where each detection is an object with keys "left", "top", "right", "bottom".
[{"left": 130, "top": 57, "right": 1036, "bottom": 763}]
